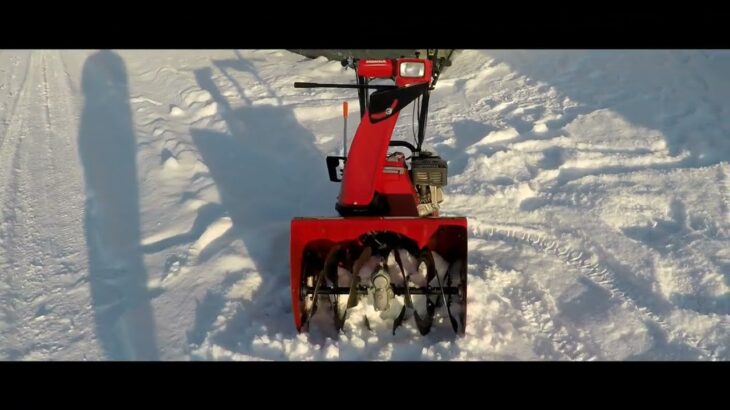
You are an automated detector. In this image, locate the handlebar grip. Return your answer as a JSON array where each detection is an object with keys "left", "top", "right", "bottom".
[{"left": 294, "top": 82, "right": 318, "bottom": 88}]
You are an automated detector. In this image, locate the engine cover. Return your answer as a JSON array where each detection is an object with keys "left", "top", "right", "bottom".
[{"left": 411, "top": 153, "right": 448, "bottom": 187}]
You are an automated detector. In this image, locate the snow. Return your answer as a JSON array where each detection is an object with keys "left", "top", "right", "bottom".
[{"left": 0, "top": 49, "right": 728, "bottom": 361}]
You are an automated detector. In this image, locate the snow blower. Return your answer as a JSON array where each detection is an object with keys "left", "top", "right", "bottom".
[{"left": 291, "top": 50, "right": 467, "bottom": 336}]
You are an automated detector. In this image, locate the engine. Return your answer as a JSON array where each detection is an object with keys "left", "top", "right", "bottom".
[{"left": 410, "top": 152, "right": 447, "bottom": 217}]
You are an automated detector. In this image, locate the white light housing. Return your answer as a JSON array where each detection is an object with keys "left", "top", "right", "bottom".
[{"left": 399, "top": 61, "right": 425, "bottom": 78}]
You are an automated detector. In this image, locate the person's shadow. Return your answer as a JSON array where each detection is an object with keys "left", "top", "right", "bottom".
[
  {"left": 186, "top": 58, "right": 339, "bottom": 349},
  {"left": 78, "top": 50, "right": 159, "bottom": 360}
]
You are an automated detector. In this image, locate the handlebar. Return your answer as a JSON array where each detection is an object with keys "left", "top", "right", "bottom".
[{"left": 294, "top": 82, "right": 397, "bottom": 91}]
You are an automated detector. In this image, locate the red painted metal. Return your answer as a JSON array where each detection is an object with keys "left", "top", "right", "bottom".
[
  {"left": 375, "top": 154, "right": 420, "bottom": 216},
  {"left": 290, "top": 54, "right": 467, "bottom": 335},
  {"left": 356, "top": 58, "right": 433, "bottom": 86},
  {"left": 338, "top": 111, "right": 401, "bottom": 208},
  {"left": 357, "top": 59, "right": 395, "bottom": 78},
  {"left": 290, "top": 217, "right": 467, "bottom": 331},
  {"left": 337, "top": 110, "right": 423, "bottom": 215}
]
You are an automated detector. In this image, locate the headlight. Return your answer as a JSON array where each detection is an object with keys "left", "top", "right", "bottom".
[{"left": 399, "top": 61, "right": 425, "bottom": 78}]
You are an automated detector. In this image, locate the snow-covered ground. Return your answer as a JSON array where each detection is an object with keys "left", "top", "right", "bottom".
[{"left": 0, "top": 49, "right": 727, "bottom": 360}]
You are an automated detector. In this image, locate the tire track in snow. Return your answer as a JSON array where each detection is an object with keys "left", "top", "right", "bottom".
[
  {"left": 27, "top": 51, "right": 88, "bottom": 344},
  {"left": 471, "top": 235, "right": 603, "bottom": 360},
  {"left": 0, "top": 52, "right": 33, "bottom": 265},
  {"left": 0, "top": 63, "right": 32, "bottom": 358},
  {"left": 0, "top": 51, "right": 31, "bottom": 151},
  {"left": 0, "top": 52, "right": 49, "bottom": 357},
  {"left": 510, "top": 272, "right": 603, "bottom": 360},
  {"left": 44, "top": 53, "right": 87, "bottom": 282},
  {"left": 0, "top": 136, "right": 25, "bottom": 358},
  {"left": 1, "top": 139, "right": 23, "bottom": 267},
  {"left": 56, "top": 50, "right": 78, "bottom": 97},
  {"left": 0, "top": 54, "right": 32, "bottom": 308},
  {"left": 41, "top": 54, "right": 52, "bottom": 132},
  {"left": 0, "top": 52, "right": 90, "bottom": 359},
  {"left": 469, "top": 220, "right": 723, "bottom": 360}
]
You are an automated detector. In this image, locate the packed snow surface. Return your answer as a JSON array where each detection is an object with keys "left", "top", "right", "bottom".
[{"left": 0, "top": 50, "right": 728, "bottom": 360}]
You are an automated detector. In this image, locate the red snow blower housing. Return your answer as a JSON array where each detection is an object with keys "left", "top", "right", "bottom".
[{"left": 291, "top": 50, "right": 467, "bottom": 336}]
